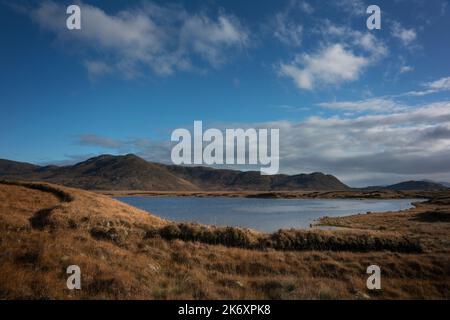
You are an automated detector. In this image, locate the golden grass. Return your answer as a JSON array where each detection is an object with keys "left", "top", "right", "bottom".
[{"left": 0, "top": 181, "right": 449, "bottom": 299}]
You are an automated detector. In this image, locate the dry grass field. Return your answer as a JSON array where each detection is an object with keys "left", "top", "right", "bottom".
[{"left": 0, "top": 181, "right": 449, "bottom": 299}]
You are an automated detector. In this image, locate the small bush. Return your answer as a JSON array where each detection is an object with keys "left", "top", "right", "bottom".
[
  {"left": 90, "top": 227, "right": 122, "bottom": 244},
  {"left": 219, "top": 227, "right": 252, "bottom": 247},
  {"left": 159, "top": 224, "right": 181, "bottom": 240},
  {"left": 156, "top": 223, "right": 256, "bottom": 248}
]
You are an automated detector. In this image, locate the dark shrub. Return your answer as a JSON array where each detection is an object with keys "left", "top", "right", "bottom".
[
  {"left": 146, "top": 223, "right": 422, "bottom": 253},
  {"left": 159, "top": 224, "right": 181, "bottom": 240},
  {"left": 217, "top": 227, "right": 252, "bottom": 248},
  {"left": 90, "top": 227, "right": 122, "bottom": 244}
]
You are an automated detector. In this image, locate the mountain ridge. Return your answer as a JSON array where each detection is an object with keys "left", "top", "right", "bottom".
[
  {"left": 363, "top": 180, "right": 449, "bottom": 191},
  {"left": 382, "top": 180, "right": 448, "bottom": 191},
  {"left": 0, "top": 154, "right": 349, "bottom": 191},
  {"left": 1, "top": 154, "right": 447, "bottom": 191}
]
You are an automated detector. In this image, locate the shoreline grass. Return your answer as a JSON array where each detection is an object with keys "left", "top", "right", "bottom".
[
  {"left": 0, "top": 181, "right": 448, "bottom": 299},
  {"left": 144, "top": 223, "right": 422, "bottom": 253}
]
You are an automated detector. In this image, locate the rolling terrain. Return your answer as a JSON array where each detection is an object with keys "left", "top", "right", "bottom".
[
  {"left": 0, "top": 154, "right": 350, "bottom": 191},
  {"left": 0, "top": 180, "right": 449, "bottom": 299},
  {"left": 1, "top": 154, "right": 447, "bottom": 192}
]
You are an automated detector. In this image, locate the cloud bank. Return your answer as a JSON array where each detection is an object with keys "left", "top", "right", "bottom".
[{"left": 30, "top": 1, "right": 249, "bottom": 77}]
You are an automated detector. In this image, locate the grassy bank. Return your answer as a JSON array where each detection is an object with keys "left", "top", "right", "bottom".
[
  {"left": 0, "top": 181, "right": 449, "bottom": 299},
  {"left": 146, "top": 223, "right": 422, "bottom": 253}
]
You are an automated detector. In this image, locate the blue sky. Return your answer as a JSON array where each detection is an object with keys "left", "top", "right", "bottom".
[{"left": 1, "top": 0, "right": 450, "bottom": 186}]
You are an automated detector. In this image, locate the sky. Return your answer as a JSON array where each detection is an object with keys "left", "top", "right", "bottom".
[{"left": 1, "top": 0, "right": 450, "bottom": 186}]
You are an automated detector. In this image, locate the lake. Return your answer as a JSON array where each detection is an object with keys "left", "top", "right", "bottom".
[{"left": 116, "top": 197, "right": 419, "bottom": 232}]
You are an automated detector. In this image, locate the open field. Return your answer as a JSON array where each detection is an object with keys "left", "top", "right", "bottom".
[{"left": 0, "top": 181, "right": 449, "bottom": 299}]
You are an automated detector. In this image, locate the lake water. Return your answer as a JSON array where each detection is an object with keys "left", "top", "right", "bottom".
[{"left": 116, "top": 197, "right": 419, "bottom": 232}]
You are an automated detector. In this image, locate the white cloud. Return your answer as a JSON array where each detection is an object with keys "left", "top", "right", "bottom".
[
  {"left": 181, "top": 15, "right": 249, "bottom": 67},
  {"left": 271, "top": 1, "right": 313, "bottom": 47},
  {"left": 318, "top": 98, "right": 405, "bottom": 113},
  {"left": 270, "top": 100, "right": 450, "bottom": 185},
  {"left": 84, "top": 60, "right": 112, "bottom": 77},
  {"left": 299, "top": 1, "right": 314, "bottom": 14},
  {"left": 426, "top": 76, "right": 450, "bottom": 91},
  {"left": 355, "top": 33, "right": 387, "bottom": 59},
  {"left": 402, "top": 76, "right": 450, "bottom": 96},
  {"left": 275, "top": 104, "right": 310, "bottom": 112},
  {"left": 391, "top": 22, "right": 417, "bottom": 46},
  {"left": 333, "top": 0, "right": 366, "bottom": 16},
  {"left": 279, "top": 44, "right": 369, "bottom": 90},
  {"left": 273, "top": 12, "right": 303, "bottom": 47},
  {"left": 399, "top": 65, "right": 414, "bottom": 74},
  {"left": 320, "top": 21, "right": 388, "bottom": 60},
  {"left": 29, "top": 1, "right": 249, "bottom": 77}
]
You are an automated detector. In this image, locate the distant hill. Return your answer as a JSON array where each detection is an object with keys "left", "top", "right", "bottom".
[
  {"left": 424, "top": 179, "right": 450, "bottom": 188},
  {"left": 167, "top": 165, "right": 347, "bottom": 191},
  {"left": 0, "top": 155, "right": 196, "bottom": 191},
  {"left": 365, "top": 180, "right": 449, "bottom": 191},
  {"left": 0, "top": 159, "right": 39, "bottom": 176},
  {"left": 0, "top": 154, "right": 349, "bottom": 191},
  {"left": 385, "top": 181, "right": 448, "bottom": 191}
]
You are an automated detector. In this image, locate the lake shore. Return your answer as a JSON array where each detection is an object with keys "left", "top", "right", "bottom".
[
  {"left": 1, "top": 181, "right": 449, "bottom": 299},
  {"left": 116, "top": 196, "right": 420, "bottom": 232},
  {"left": 98, "top": 189, "right": 447, "bottom": 200}
]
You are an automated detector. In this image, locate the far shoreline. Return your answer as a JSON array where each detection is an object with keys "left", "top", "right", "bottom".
[{"left": 97, "top": 189, "right": 441, "bottom": 200}]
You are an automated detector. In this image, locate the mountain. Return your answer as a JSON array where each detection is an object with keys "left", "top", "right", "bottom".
[
  {"left": 424, "top": 179, "right": 450, "bottom": 188},
  {"left": 0, "top": 159, "right": 39, "bottom": 176},
  {"left": 0, "top": 154, "right": 349, "bottom": 191},
  {"left": 167, "top": 165, "right": 347, "bottom": 190},
  {"left": 384, "top": 181, "right": 448, "bottom": 191}
]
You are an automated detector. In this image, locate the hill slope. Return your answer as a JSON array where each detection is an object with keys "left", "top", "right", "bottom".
[
  {"left": 385, "top": 181, "right": 448, "bottom": 191},
  {"left": 0, "top": 159, "right": 39, "bottom": 176},
  {"left": 166, "top": 165, "right": 348, "bottom": 190},
  {"left": 0, "top": 154, "right": 349, "bottom": 191}
]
